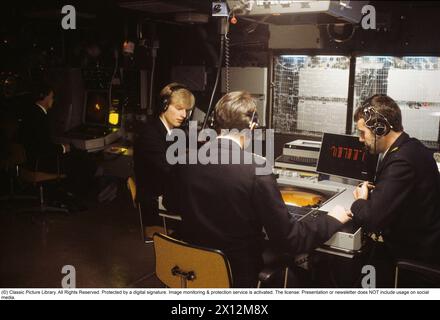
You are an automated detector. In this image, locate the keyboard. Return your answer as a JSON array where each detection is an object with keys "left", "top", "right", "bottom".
[{"left": 286, "top": 205, "right": 313, "bottom": 221}]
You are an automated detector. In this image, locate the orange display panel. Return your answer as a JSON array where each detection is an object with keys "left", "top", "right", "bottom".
[{"left": 279, "top": 187, "right": 325, "bottom": 207}]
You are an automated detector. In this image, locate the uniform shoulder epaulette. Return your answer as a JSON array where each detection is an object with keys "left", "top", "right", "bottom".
[{"left": 389, "top": 146, "right": 399, "bottom": 154}]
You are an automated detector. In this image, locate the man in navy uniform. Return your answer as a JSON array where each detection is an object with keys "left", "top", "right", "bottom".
[
  {"left": 134, "top": 83, "right": 195, "bottom": 240},
  {"left": 168, "top": 91, "right": 352, "bottom": 287},
  {"left": 352, "top": 94, "right": 440, "bottom": 272}
]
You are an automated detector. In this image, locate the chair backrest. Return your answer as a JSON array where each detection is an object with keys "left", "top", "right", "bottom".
[
  {"left": 127, "top": 176, "right": 137, "bottom": 208},
  {"left": 127, "top": 176, "right": 145, "bottom": 241},
  {"left": 1, "top": 143, "right": 26, "bottom": 171},
  {"left": 395, "top": 259, "right": 440, "bottom": 288},
  {"left": 153, "top": 233, "right": 233, "bottom": 288},
  {"left": 19, "top": 153, "right": 66, "bottom": 183}
]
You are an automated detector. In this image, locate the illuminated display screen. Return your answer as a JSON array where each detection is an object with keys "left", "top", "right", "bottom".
[
  {"left": 278, "top": 185, "right": 328, "bottom": 207},
  {"left": 317, "top": 133, "right": 378, "bottom": 181},
  {"left": 272, "top": 55, "right": 350, "bottom": 136},
  {"left": 84, "top": 90, "right": 109, "bottom": 126}
]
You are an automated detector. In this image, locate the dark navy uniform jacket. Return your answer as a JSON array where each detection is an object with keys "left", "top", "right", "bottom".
[{"left": 352, "top": 132, "right": 440, "bottom": 264}]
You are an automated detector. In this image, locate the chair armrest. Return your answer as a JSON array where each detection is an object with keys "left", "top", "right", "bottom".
[
  {"left": 396, "top": 259, "right": 440, "bottom": 278},
  {"left": 395, "top": 259, "right": 440, "bottom": 288}
]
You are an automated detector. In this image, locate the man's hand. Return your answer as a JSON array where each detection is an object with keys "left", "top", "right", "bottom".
[
  {"left": 353, "top": 181, "right": 375, "bottom": 200},
  {"left": 328, "top": 205, "right": 353, "bottom": 224}
]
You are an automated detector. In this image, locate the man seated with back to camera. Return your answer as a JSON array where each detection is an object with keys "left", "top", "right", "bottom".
[
  {"left": 133, "top": 83, "right": 195, "bottom": 241},
  {"left": 166, "top": 91, "right": 352, "bottom": 288},
  {"left": 18, "top": 82, "right": 97, "bottom": 209},
  {"left": 351, "top": 94, "right": 440, "bottom": 286}
]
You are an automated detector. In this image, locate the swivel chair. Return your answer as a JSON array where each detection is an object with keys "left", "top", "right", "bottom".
[
  {"left": 153, "top": 233, "right": 295, "bottom": 288},
  {"left": 153, "top": 232, "right": 233, "bottom": 288},
  {"left": 126, "top": 176, "right": 168, "bottom": 243},
  {"left": 395, "top": 259, "right": 440, "bottom": 288},
  {"left": 0, "top": 143, "right": 36, "bottom": 203},
  {"left": 20, "top": 157, "right": 68, "bottom": 213}
]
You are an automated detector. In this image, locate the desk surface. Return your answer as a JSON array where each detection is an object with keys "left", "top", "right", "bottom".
[
  {"left": 319, "top": 181, "right": 356, "bottom": 212},
  {"left": 104, "top": 145, "right": 133, "bottom": 157},
  {"left": 277, "top": 176, "right": 356, "bottom": 211}
]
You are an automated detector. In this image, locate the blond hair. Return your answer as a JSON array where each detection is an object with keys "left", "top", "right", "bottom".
[{"left": 159, "top": 83, "right": 195, "bottom": 113}]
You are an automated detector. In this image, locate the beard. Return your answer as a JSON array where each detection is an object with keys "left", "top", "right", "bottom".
[{"left": 364, "top": 142, "right": 379, "bottom": 155}]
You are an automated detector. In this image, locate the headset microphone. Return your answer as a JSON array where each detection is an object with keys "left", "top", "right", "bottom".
[{"left": 248, "top": 109, "right": 259, "bottom": 130}]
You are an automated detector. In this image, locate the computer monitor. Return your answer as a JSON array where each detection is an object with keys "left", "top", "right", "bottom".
[
  {"left": 317, "top": 133, "right": 378, "bottom": 181},
  {"left": 83, "top": 90, "right": 109, "bottom": 126}
]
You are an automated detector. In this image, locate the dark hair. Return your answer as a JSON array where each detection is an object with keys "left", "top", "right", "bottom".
[
  {"left": 214, "top": 91, "right": 257, "bottom": 131},
  {"left": 31, "top": 82, "right": 54, "bottom": 102},
  {"left": 354, "top": 94, "right": 404, "bottom": 132}
]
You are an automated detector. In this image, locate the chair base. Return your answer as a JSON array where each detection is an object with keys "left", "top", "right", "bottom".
[{"left": 257, "top": 266, "right": 290, "bottom": 288}]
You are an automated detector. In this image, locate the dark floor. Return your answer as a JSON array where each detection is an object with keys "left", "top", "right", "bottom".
[{"left": 0, "top": 182, "right": 163, "bottom": 288}]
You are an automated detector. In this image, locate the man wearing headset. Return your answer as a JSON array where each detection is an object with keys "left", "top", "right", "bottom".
[
  {"left": 352, "top": 94, "right": 440, "bottom": 268},
  {"left": 133, "top": 83, "right": 195, "bottom": 241},
  {"left": 168, "top": 91, "right": 352, "bottom": 287}
]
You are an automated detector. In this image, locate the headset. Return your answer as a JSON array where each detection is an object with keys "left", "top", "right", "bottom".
[
  {"left": 248, "top": 109, "right": 259, "bottom": 130},
  {"left": 362, "top": 99, "right": 393, "bottom": 137},
  {"left": 160, "top": 84, "right": 189, "bottom": 114},
  {"left": 159, "top": 83, "right": 194, "bottom": 127}
]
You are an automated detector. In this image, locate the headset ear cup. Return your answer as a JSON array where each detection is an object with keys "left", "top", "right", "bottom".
[
  {"left": 374, "top": 122, "right": 388, "bottom": 137},
  {"left": 161, "top": 84, "right": 187, "bottom": 113},
  {"left": 162, "top": 98, "right": 169, "bottom": 113}
]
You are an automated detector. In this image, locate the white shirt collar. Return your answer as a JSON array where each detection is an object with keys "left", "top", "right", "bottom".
[
  {"left": 159, "top": 115, "right": 172, "bottom": 135},
  {"left": 376, "top": 147, "right": 390, "bottom": 173},
  {"left": 35, "top": 103, "right": 47, "bottom": 115},
  {"left": 216, "top": 135, "right": 242, "bottom": 148},
  {"left": 380, "top": 146, "right": 391, "bottom": 161}
]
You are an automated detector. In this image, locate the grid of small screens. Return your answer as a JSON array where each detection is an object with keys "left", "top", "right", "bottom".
[
  {"left": 272, "top": 55, "right": 440, "bottom": 146},
  {"left": 317, "top": 133, "right": 378, "bottom": 182},
  {"left": 354, "top": 56, "right": 440, "bottom": 145},
  {"left": 272, "top": 55, "right": 350, "bottom": 137},
  {"left": 84, "top": 90, "right": 109, "bottom": 126}
]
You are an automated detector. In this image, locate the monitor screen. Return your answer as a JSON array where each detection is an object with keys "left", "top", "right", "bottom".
[
  {"left": 84, "top": 90, "right": 109, "bottom": 126},
  {"left": 317, "top": 133, "right": 378, "bottom": 181}
]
